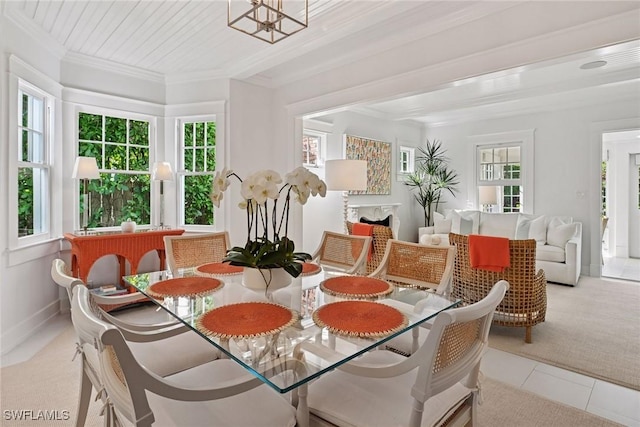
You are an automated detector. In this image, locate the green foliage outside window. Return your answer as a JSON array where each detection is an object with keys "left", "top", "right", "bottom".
[
  {"left": 183, "top": 121, "right": 216, "bottom": 225},
  {"left": 78, "top": 113, "right": 150, "bottom": 228}
]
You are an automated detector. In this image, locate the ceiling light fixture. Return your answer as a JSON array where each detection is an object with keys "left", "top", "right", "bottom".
[
  {"left": 580, "top": 60, "right": 607, "bottom": 70},
  {"left": 228, "top": 0, "right": 308, "bottom": 44}
]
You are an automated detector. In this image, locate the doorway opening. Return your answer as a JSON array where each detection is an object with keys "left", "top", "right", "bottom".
[{"left": 601, "top": 130, "right": 640, "bottom": 282}]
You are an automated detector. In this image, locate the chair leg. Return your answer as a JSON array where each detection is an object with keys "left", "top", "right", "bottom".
[
  {"left": 525, "top": 326, "right": 532, "bottom": 344},
  {"left": 76, "top": 367, "right": 92, "bottom": 427}
]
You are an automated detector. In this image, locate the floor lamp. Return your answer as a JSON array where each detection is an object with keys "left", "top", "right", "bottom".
[
  {"left": 152, "top": 161, "right": 174, "bottom": 229},
  {"left": 325, "top": 159, "right": 368, "bottom": 233},
  {"left": 72, "top": 156, "right": 100, "bottom": 235}
]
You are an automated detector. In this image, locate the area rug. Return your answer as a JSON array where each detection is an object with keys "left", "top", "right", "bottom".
[
  {"left": 0, "top": 324, "right": 622, "bottom": 426},
  {"left": 489, "top": 275, "right": 640, "bottom": 391}
]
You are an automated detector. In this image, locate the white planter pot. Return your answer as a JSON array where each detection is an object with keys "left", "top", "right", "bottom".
[
  {"left": 121, "top": 220, "right": 136, "bottom": 233},
  {"left": 242, "top": 267, "right": 292, "bottom": 292}
]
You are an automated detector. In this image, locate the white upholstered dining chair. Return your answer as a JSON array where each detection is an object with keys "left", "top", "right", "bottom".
[
  {"left": 70, "top": 286, "right": 220, "bottom": 426},
  {"left": 71, "top": 286, "right": 304, "bottom": 427},
  {"left": 305, "top": 280, "right": 509, "bottom": 427}
]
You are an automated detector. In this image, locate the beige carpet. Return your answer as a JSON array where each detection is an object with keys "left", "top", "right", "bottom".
[
  {"left": 0, "top": 323, "right": 622, "bottom": 426},
  {"left": 489, "top": 276, "right": 640, "bottom": 391}
]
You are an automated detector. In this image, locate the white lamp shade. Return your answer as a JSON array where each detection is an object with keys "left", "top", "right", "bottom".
[
  {"left": 152, "top": 162, "right": 174, "bottom": 181},
  {"left": 325, "top": 159, "right": 368, "bottom": 191},
  {"left": 479, "top": 186, "right": 498, "bottom": 205},
  {"left": 72, "top": 157, "right": 100, "bottom": 179}
]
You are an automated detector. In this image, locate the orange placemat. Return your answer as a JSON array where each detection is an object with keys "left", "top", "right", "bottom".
[
  {"left": 197, "top": 302, "right": 298, "bottom": 339},
  {"left": 147, "top": 277, "right": 223, "bottom": 299},
  {"left": 313, "top": 301, "right": 408, "bottom": 339},
  {"left": 320, "top": 276, "right": 393, "bottom": 299},
  {"left": 195, "top": 262, "right": 243, "bottom": 277},
  {"left": 302, "top": 262, "right": 322, "bottom": 276}
]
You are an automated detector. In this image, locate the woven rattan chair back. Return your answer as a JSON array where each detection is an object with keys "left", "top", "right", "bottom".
[
  {"left": 164, "top": 232, "right": 230, "bottom": 273},
  {"left": 449, "top": 232, "right": 547, "bottom": 343},
  {"left": 371, "top": 239, "right": 454, "bottom": 293},
  {"left": 311, "top": 231, "right": 372, "bottom": 275},
  {"left": 346, "top": 221, "right": 394, "bottom": 274}
]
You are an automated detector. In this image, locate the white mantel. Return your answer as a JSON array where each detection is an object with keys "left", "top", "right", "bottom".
[{"left": 347, "top": 203, "right": 401, "bottom": 238}]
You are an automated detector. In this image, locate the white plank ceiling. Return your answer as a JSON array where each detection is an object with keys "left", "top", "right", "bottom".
[{"left": 2, "top": 0, "right": 639, "bottom": 125}]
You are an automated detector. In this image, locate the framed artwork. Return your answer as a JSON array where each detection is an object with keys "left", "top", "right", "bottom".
[{"left": 344, "top": 134, "right": 391, "bottom": 195}]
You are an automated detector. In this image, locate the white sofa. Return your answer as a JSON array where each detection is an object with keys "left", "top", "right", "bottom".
[{"left": 419, "top": 210, "right": 582, "bottom": 286}]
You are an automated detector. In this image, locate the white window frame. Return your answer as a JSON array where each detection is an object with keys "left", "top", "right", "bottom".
[
  {"left": 177, "top": 115, "right": 218, "bottom": 229},
  {"left": 302, "top": 129, "right": 325, "bottom": 167},
  {"left": 468, "top": 129, "right": 535, "bottom": 213},
  {"left": 10, "top": 79, "right": 54, "bottom": 248},
  {"left": 398, "top": 145, "right": 415, "bottom": 175},
  {"left": 74, "top": 105, "right": 156, "bottom": 231}
]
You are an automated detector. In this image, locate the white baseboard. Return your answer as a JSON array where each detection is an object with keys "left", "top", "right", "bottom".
[{"left": 0, "top": 299, "right": 61, "bottom": 356}]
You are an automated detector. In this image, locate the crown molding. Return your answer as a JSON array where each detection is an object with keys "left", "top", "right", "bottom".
[
  {"left": 62, "top": 51, "right": 165, "bottom": 84},
  {"left": 3, "top": 5, "right": 66, "bottom": 60},
  {"left": 164, "top": 68, "right": 228, "bottom": 86}
]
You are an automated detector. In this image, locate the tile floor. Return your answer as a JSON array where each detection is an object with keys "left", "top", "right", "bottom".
[
  {"left": 3, "top": 312, "right": 640, "bottom": 426},
  {"left": 602, "top": 255, "right": 640, "bottom": 282}
]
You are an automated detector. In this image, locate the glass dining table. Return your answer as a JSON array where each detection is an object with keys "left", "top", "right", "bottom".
[{"left": 123, "top": 264, "right": 460, "bottom": 400}]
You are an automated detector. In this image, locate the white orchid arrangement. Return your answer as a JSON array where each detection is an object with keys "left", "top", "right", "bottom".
[{"left": 210, "top": 167, "right": 326, "bottom": 279}]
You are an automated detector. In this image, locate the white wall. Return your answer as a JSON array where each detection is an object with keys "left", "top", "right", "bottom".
[{"left": 423, "top": 98, "right": 640, "bottom": 275}]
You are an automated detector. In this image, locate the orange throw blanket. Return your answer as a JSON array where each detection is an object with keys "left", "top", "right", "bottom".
[
  {"left": 352, "top": 222, "right": 374, "bottom": 261},
  {"left": 469, "top": 234, "right": 510, "bottom": 272}
]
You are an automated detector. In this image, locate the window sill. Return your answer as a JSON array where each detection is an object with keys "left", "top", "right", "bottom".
[{"left": 7, "top": 237, "right": 62, "bottom": 267}]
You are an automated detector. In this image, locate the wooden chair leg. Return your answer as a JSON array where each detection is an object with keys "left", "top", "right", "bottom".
[
  {"left": 525, "top": 326, "right": 532, "bottom": 344},
  {"left": 76, "top": 367, "right": 92, "bottom": 427}
]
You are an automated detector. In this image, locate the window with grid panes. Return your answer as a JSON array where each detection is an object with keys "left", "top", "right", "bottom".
[
  {"left": 478, "top": 145, "right": 522, "bottom": 213},
  {"left": 77, "top": 112, "right": 151, "bottom": 228},
  {"left": 18, "top": 83, "right": 51, "bottom": 238},
  {"left": 181, "top": 121, "right": 216, "bottom": 225},
  {"left": 303, "top": 131, "right": 322, "bottom": 167}
]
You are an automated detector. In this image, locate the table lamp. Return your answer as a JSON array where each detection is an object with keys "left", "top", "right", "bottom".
[
  {"left": 479, "top": 185, "right": 498, "bottom": 212},
  {"left": 152, "top": 161, "right": 174, "bottom": 229},
  {"left": 72, "top": 156, "right": 100, "bottom": 235},
  {"left": 325, "top": 159, "right": 368, "bottom": 233}
]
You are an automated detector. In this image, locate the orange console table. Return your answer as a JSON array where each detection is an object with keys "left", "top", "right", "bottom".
[{"left": 64, "top": 229, "right": 185, "bottom": 286}]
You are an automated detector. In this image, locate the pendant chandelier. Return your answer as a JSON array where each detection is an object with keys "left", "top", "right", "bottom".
[{"left": 228, "top": 0, "right": 308, "bottom": 44}]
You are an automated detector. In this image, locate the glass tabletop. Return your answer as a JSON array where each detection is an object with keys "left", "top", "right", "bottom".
[{"left": 123, "top": 268, "right": 460, "bottom": 394}]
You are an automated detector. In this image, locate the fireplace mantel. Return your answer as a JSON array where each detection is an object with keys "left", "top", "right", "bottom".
[{"left": 347, "top": 203, "right": 401, "bottom": 238}]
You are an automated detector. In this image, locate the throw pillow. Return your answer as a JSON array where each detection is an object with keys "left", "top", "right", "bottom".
[
  {"left": 527, "top": 215, "right": 547, "bottom": 244},
  {"left": 433, "top": 211, "right": 445, "bottom": 222},
  {"left": 515, "top": 214, "right": 534, "bottom": 239},
  {"left": 547, "top": 218, "right": 578, "bottom": 248},
  {"left": 449, "top": 210, "right": 479, "bottom": 235},
  {"left": 433, "top": 218, "right": 452, "bottom": 234},
  {"left": 360, "top": 216, "right": 391, "bottom": 227}
]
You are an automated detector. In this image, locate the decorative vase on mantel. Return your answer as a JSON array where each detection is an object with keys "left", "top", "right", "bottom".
[{"left": 241, "top": 267, "right": 293, "bottom": 293}]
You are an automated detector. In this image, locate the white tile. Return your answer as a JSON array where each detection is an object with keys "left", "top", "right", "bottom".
[
  {"left": 534, "top": 362, "right": 596, "bottom": 388},
  {"left": 481, "top": 348, "right": 537, "bottom": 388},
  {"left": 587, "top": 405, "right": 640, "bottom": 427},
  {"left": 522, "top": 370, "right": 592, "bottom": 410},
  {"left": 588, "top": 380, "right": 640, "bottom": 424}
]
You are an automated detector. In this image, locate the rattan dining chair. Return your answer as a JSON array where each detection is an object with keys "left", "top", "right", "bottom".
[
  {"left": 449, "top": 232, "right": 547, "bottom": 343},
  {"left": 305, "top": 280, "right": 509, "bottom": 427},
  {"left": 369, "top": 239, "right": 455, "bottom": 355},
  {"left": 164, "top": 231, "right": 231, "bottom": 273},
  {"left": 346, "top": 221, "right": 394, "bottom": 274},
  {"left": 310, "top": 230, "right": 372, "bottom": 275},
  {"left": 71, "top": 286, "right": 305, "bottom": 427}
]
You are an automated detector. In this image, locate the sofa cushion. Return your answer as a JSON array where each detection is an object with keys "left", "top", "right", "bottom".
[
  {"left": 479, "top": 212, "right": 518, "bottom": 238},
  {"left": 434, "top": 218, "right": 452, "bottom": 234},
  {"left": 516, "top": 215, "right": 547, "bottom": 244},
  {"left": 547, "top": 218, "right": 578, "bottom": 248},
  {"left": 537, "top": 244, "right": 566, "bottom": 263},
  {"left": 449, "top": 210, "right": 479, "bottom": 235}
]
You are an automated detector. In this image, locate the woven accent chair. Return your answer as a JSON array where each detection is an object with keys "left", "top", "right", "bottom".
[
  {"left": 311, "top": 231, "right": 372, "bottom": 275},
  {"left": 346, "top": 221, "right": 394, "bottom": 274},
  {"left": 305, "top": 281, "right": 509, "bottom": 427},
  {"left": 163, "top": 231, "right": 231, "bottom": 273},
  {"left": 69, "top": 285, "right": 306, "bottom": 427},
  {"left": 449, "top": 232, "right": 547, "bottom": 343}
]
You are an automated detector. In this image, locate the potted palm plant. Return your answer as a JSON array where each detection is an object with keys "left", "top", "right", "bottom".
[{"left": 405, "top": 139, "right": 459, "bottom": 227}]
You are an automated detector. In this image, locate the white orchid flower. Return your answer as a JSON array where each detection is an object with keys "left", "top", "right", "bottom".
[
  {"left": 260, "top": 169, "right": 282, "bottom": 185},
  {"left": 210, "top": 190, "right": 223, "bottom": 208}
]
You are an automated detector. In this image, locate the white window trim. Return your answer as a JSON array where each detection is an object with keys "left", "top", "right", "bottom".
[
  {"left": 397, "top": 144, "right": 415, "bottom": 180},
  {"left": 72, "top": 104, "right": 157, "bottom": 232},
  {"left": 468, "top": 129, "right": 535, "bottom": 213},
  {"left": 302, "top": 128, "right": 326, "bottom": 168}
]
